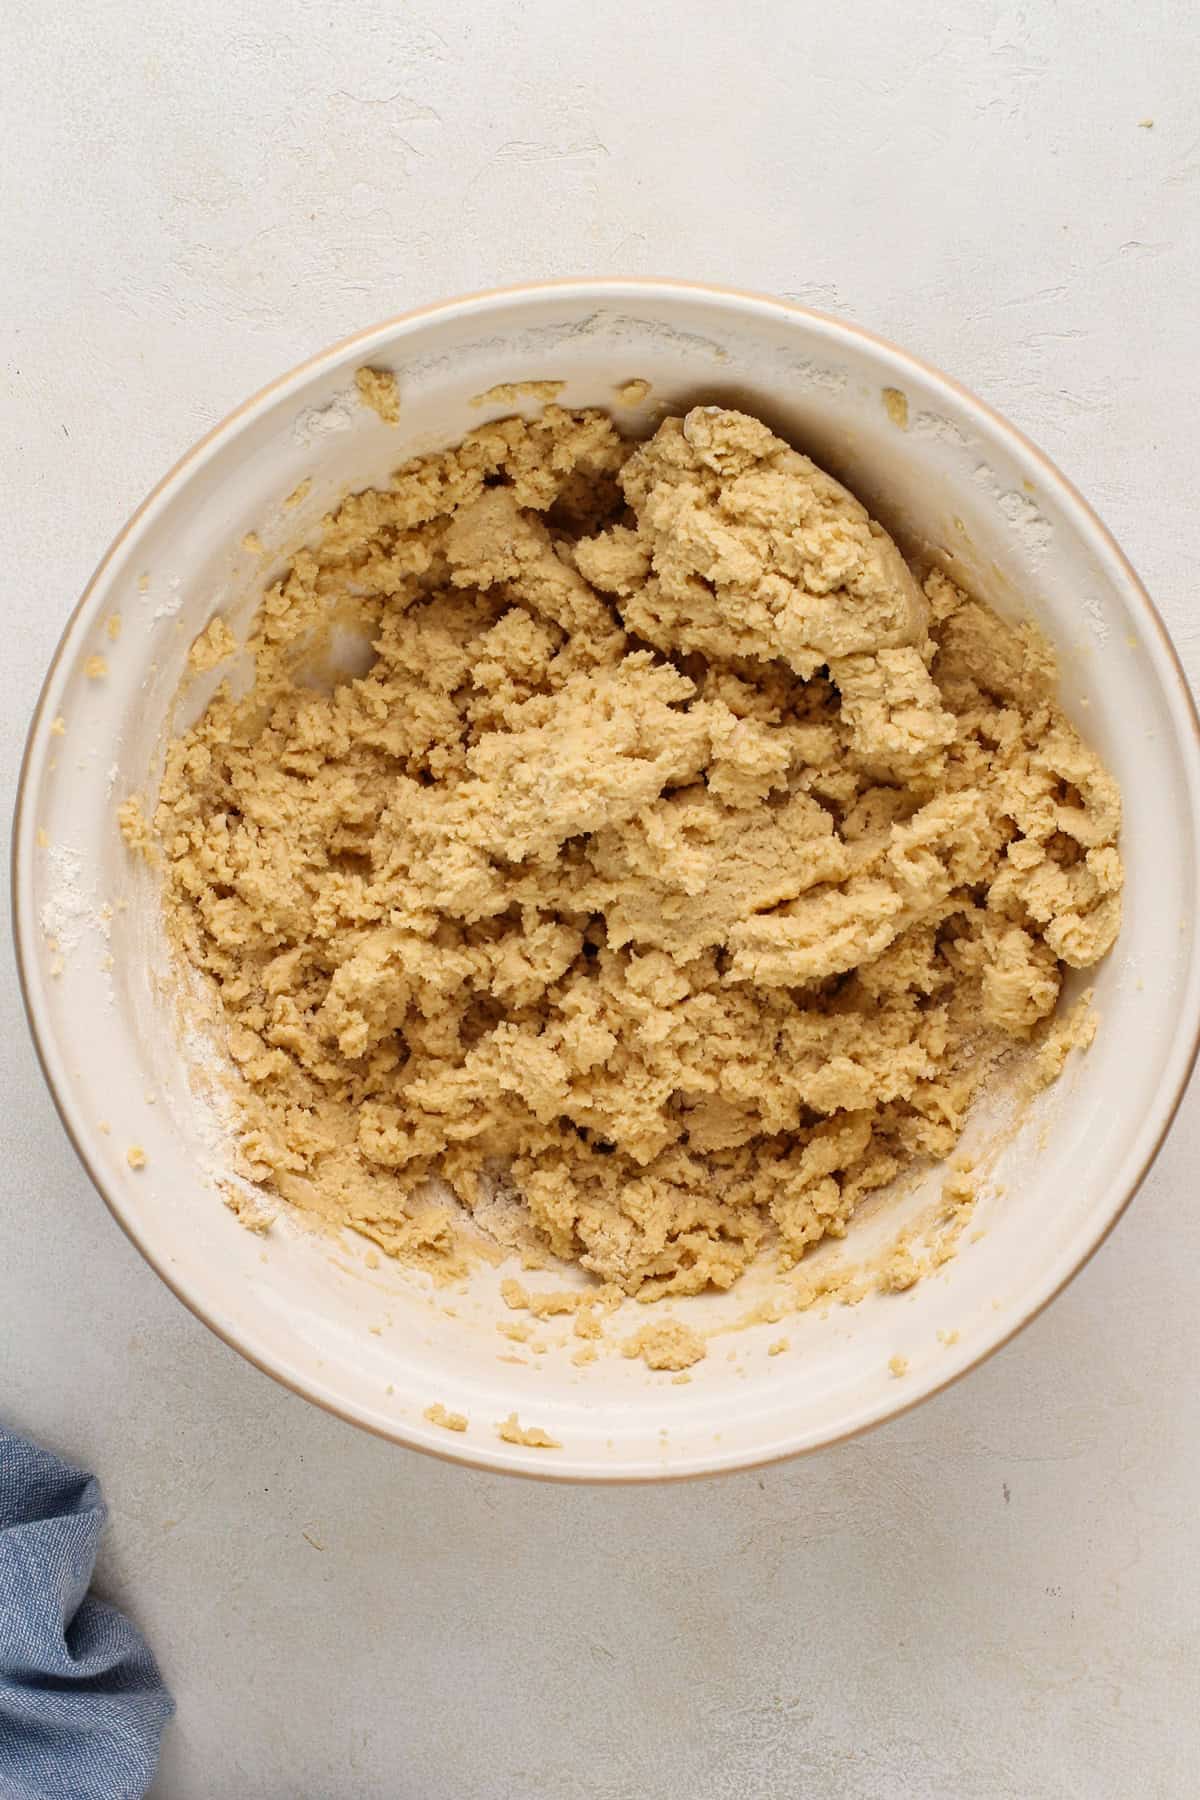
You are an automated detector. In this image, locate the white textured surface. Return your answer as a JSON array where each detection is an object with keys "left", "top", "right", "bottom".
[{"left": 2, "top": 4, "right": 1198, "bottom": 1795}]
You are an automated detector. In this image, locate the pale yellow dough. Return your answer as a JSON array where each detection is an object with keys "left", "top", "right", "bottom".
[
  {"left": 622, "top": 1320, "right": 706, "bottom": 1371},
  {"left": 146, "top": 404, "right": 1122, "bottom": 1301},
  {"left": 496, "top": 1413, "right": 560, "bottom": 1449},
  {"left": 423, "top": 1402, "right": 468, "bottom": 1433},
  {"left": 470, "top": 379, "right": 565, "bottom": 409},
  {"left": 355, "top": 367, "right": 400, "bottom": 425}
]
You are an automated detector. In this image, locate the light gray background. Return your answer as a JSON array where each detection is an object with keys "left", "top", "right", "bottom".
[{"left": 3, "top": 3, "right": 1198, "bottom": 1795}]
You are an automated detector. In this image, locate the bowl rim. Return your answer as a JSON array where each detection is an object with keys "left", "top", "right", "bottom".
[{"left": 12, "top": 275, "right": 1200, "bottom": 1483}]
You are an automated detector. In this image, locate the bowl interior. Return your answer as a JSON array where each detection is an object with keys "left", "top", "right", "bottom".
[{"left": 17, "top": 285, "right": 1200, "bottom": 1478}]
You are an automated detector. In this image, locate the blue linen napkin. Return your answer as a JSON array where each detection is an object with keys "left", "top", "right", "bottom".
[{"left": 0, "top": 1428, "right": 172, "bottom": 1800}]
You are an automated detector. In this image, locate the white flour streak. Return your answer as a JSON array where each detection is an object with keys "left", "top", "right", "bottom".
[{"left": 293, "top": 391, "right": 357, "bottom": 443}]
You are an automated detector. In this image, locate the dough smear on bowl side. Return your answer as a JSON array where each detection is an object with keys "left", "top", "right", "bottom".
[{"left": 130, "top": 402, "right": 1123, "bottom": 1308}]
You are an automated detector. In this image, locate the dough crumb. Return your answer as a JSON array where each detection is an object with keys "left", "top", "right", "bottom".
[
  {"left": 355, "top": 366, "right": 401, "bottom": 425},
  {"left": 500, "top": 1279, "right": 530, "bottom": 1312},
  {"left": 106, "top": 613, "right": 122, "bottom": 641},
  {"left": 888, "top": 1353, "right": 909, "bottom": 1378},
  {"left": 50, "top": 715, "right": 66, "bottom": 736},
  {"left": 1034, "top": 992, "right": 1097, "bottom": 1086},
  {"left": 85, "top": 654, "right": 108, "bottom": 680},
  {"left": 622, "top": 1319, "right": 707, "bottom": 1371},
  {"left": 222, "top": 1183, "right": 273, "bottom": 1232},
  {"left": 188, "top": 616, "right": 238, "bottom": 672},
  {"left": 116, "top": 796, "right": 158, "bottom": 866},
  {"left": 283, "top": 478, "right": 311, "bottom": 508},
  {"left": 616, "top": 379, "right": 651, "bottom": 406},
  {"left": 880, "top": 1245, "right": 922, "bottom": 1292},
  {"left": 768, "top": 1337, "right": 790, "bottom": 1356},
  {"left": 942, "top": 1168, "right": 977, "bottom": 1208},
  {"left": 242, "top": 531, "right": 264, "bottom": 555},
  {"left": 470, "top": 379, "right": 565, "bottom": 408},
  {"left": 424, "top": 1402, "right": 469, "bottom": 1433},
  {"left": 126, "top": 1145, "right": 147, "bottom": 1170},
  {"left": 36, "top": 828, "right": 48, "bottom": 849},
  {"left": 496, "top": 1412, "right": 561, "bottom": 1448},
  {"left": 882, "top": 387, "right": 909, "bottom": 429},
  {"left": 937, "top": 1328, "right": 960, "bottom": 1346},
  {"left": 501, "top": 1278, "right": 617, "bottom": 1322}
]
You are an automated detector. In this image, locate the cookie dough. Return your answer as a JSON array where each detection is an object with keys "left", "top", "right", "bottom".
[
  {"left": 496, "top": 1413, "right": 560, "bottom": 1448},
  {"left": 423, "top": 1402, "right": 468, "bottom": 1433},
  {"left": 146, "top": 404, "right": 1122, "bottom": 1299},
  {"left": 621, "top": 1320, "right": 706, "bottom": 1371},
  {"left": 355, "top": 367, "right": 400, "bottom": 425}
]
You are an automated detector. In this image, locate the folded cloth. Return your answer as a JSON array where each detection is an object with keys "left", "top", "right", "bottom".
[{"left": 0, "top": 1428, "right": 172, "bottom": 1800}]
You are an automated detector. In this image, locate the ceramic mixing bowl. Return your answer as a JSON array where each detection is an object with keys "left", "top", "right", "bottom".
[{"left": 14, "top": 281, "right": 1200, "bottom": 1478}]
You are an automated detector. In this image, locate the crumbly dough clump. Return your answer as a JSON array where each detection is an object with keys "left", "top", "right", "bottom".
[
  {"left": 622, "top": 1320, "right": 707, "bottom": 1371},
  {"left": 150, "top": 405, "right": 1122, "bottom": 1298},
  {"left": 423, "top": 1402, "right": 468, "bottom": 1433},
  {"left": 496, "top": 1413, "right": 561, "bottom": 1449},
  {"left": 355, "top": 367, "right": 400, "bottom": 425}
]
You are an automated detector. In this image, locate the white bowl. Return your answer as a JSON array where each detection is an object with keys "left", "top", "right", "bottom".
[{"left": 14, "top": 281, "right": 1200, "bottom": 1480}]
